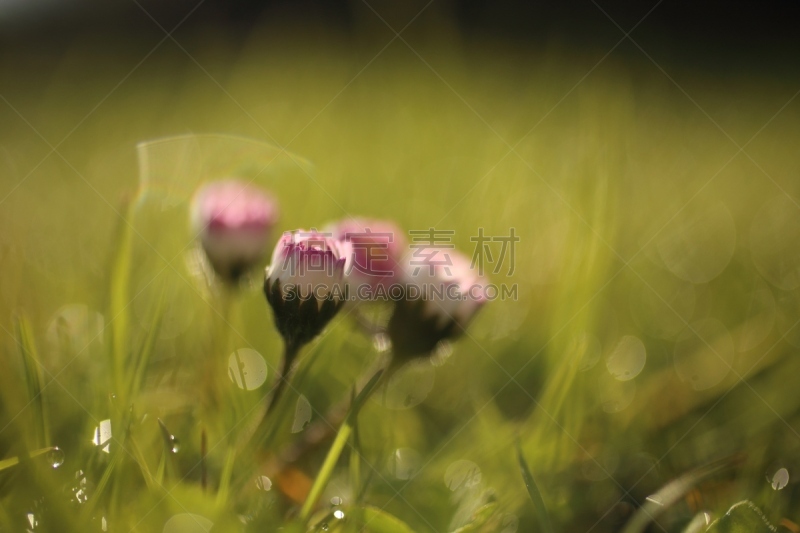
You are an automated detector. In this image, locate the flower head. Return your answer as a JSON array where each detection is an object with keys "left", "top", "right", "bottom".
[
  {"left": 191, "top": 179, "right": 278, "bottom": 283},
  {"left": 325, "top": 218, "right": 408, "bottom": 294},
  {"left": 264, "top": 230, "right": 352, "bottom": 348},
  {"left": 388, "top": 247, "right": 488, "bottom": 357}
]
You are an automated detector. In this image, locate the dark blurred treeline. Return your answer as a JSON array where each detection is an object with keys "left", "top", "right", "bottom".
[{"left": 2, "top": 0, "right": 798, "bottom": 62}]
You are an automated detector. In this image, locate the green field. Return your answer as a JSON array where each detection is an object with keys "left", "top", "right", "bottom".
[{"left": 2, "top": 9, "right": 800, "bottom": 532}]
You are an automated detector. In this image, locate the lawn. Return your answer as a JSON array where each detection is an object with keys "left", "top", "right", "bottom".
[{"left": 2, "top": 5, "right": 800, "bottom": 532}]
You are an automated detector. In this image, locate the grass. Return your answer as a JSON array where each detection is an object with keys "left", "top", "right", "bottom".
[{"left": 2, "top": 12, "right": 800, "bottom": 532}]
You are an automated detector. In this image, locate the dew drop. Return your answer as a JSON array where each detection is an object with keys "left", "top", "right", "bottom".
[
  {"left": 91, "top": 419, "right": 113, "bottom": 454},
  {"left": 569, "top": 331, "right": 602, "bottom": 371},
  {"left": 372, "top": 333, "right": 390, "bottom": 353},
  {"left": 157, "top": 419, "right": 181, "bottom": 454},
  {"left": 330, "top": 496, "right": 343, "bottom": 506},
  {"left": 645, "top": 494, "right": 664, "bottom": 506},
  {"left": 501, "top": 513, "right": 519, "bottom": 533},
  {"left": 333, "top": 510, "right": 345, "bottom": 520},
  {"left": 70, "top": 472, "right": 94, "bottom": 504},
  {"left": 291, "top": 395, "right": 312, "bottom": 433},
  {"left": 228, "top": 348, "right": 268, "bottom": 390},
  {"left": 163, "top": 513, "right": 213, "bottom": 533},
  {"left": 320, "top": 523, "right": 329, "bottom": 531},
  {"left": 605, "top": 335, "right": 646, "bottom": 381},
  {"left": 255, "top": 475, "right": 272, "bottom": 491},
  {"left": 377, "top": 360, "right": 435, "bottom": 410},
  {"left": 388, "top": 448, "right": 421, "bottom": 480},
  {"left": 444, "top": 460, "right": 482, "bottom": 491},
  {"left": 771, "top": 467, "right": 789, "bottom": 490},
  {"left": 45, "top": 304, "right": 105, "bottom": 361},
  {"left": 431, "top": 340, "right": 453, "bottom": 367},
  {"left": 47, "top": 447, "right": 64, "bottom": 469}
]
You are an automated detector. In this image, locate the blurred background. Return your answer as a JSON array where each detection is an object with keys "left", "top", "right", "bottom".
[{"left": 2, "top": 1, "right": 800, "bottom": 532}]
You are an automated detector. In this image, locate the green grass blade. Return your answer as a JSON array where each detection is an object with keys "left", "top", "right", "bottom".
[
  {"left": 705, "top": 501, "right": 775, "bottom": 532},
  {"left": 15, "top": 314, "right": 49, "bottom": 448},
  {"left": 156, "top": 418, "right": 178, "bottom": 482},
  {"left": 80, "top": 449, "right": 123, "bottom": 521},
  {"left": 129, "top": 288, "right": 166, "bottom": 400},
  {"left": 359, "top": 506, "right": 416, "bottom": 533},
  {"left": 682, "top": 512, "right": 713, "bottom": 533},
  {"left": 349, "top": 388, "right": 362, "bottom": 500},
  {"left": 215, "top": 446, "right": 237, "bottom": 508},
  {"left": 517, "top": 442, "right": 554, "bottom": 533},
  {"left": 0, "top": 446, "right": 56, "bottom": 471},
  {"left": 299, "top": 369, "right": 384, "bottom": 521},
  {"left": 622, "top": 456, "right": 737, "bottom": 533},
  {"left": 109, "top": 198, "right": 135, "bottom": 396}
]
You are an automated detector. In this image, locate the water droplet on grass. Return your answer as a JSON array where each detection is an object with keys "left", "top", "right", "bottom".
[
  {"left": 47, "top": 447, "right": 64, "bottom": 469},
  {"left": 228, "top": 348, "right": 268, "bottom": 390},
  {"left": 569, "top": 331, "right": 602, "bottom": 371},
  {"left": 372, "top": 333, "right": 390, "bottom": 353},
  {"left": 255, "top": 475, "right": 272, "bottom": 491},
  {"left": 444, "top": 460, "right": 482, "bottom": 491},
  {"left": 70, "top": 472, "right": 93, "bottom": 504},
  {"left": 163, "top": 513, "right": 213, "bottom": 533},
  {"left": 291, "top": 395, "right": 312, "bottom": 433},
  {"left": 45, "top": 304, "right": 105, "bottom": 362},
  {"left": 388, "top": 448, "right": 421, "bottom": 480},
  {"left": 501, "top": 513, "right": 519, "bottom": 533},
  {"left": 431, "top": 340, "right": 453, "bottom": 367},
  {"left": 606, "top": 335, "right": 646, "bottom": 381},
  {"left": 771, "top": 467, "right": 789, "bottom": 490},
  {"left": 91, "top": 419, "right": 112, "bottom": 454},
  {"left": 377, "top": 360, "right": 435, "bottom": 410},
  {"left": 157, "top": 419, "right": 180, "bottom": 453}
]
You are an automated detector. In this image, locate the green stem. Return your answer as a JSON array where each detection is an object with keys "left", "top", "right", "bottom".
[
  {"left": 265, "top": 340, "right": 301, "bottom": 416},
  {"left": 299, "top": 420, "right": 351, "bottom": 521},
  {"left": 215, "top": 446, "right": 237, "bottom": 507},
  {"left": 298, "top": 369, "right": 386, "bottom": 522}
]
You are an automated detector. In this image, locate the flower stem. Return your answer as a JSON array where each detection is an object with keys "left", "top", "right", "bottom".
[
  {"left": 299, "top": 419, "right": 351, "bottom": 521},
  {"left": 265, "top": 340, "right": 301, "bottom": 416},
  {"left": 298, "top": 369, "right": 385, "bottom": 522}
]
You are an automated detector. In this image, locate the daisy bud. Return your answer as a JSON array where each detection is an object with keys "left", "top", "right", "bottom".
[
  {"left": 263, "top": 230, "right": 352, "bottom": 349},
  {"left": 389, "top": 247, "right": 488, "bottom": 358},
  {"left": 325, "top": 218, "right": 408, "bottom": 297},
  {"left": 191, "top": 179, "right": 279, "bottom": 283}
]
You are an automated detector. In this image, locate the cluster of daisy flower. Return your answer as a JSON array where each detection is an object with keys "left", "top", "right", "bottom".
[{"left": 191, "top": 178, "right": 488, "bottom": 407}]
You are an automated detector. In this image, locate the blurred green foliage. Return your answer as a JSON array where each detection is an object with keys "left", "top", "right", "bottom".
[{"left": 2, "top": 7, "right": 800, "bottom": 532}]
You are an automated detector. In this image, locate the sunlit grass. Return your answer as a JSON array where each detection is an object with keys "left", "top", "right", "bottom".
[{"left": 2, "top": 19, "right": 800, "bottom": 532}]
